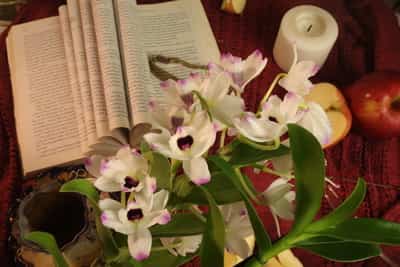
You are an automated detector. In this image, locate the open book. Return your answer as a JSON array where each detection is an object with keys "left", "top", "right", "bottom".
[{"left": 7, "top": 0, "right": 220, "bottom": 175}]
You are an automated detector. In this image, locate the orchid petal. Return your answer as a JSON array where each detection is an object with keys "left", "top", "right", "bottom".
[
  {"left": 128, "top": 228, "right": 152, "bottom": 261},
  {"left": 152, "top": 189, "right": 169, "bottom": 211},
  {"left": 298, "top": 102, "right": 332, "bottom": 145},
  {"left": 211, "top": 94, "right": 245, "bottom": 126},
  {"left": 84, "top": 155, "right": 104, "bottom": 177},
  {"left": 99, "top": 198, "right": 123, "bottom": 211},
  {"left": 183, "top": 157, "right": 211, "bottom": 185},
  {"left": 233, "top": 112, "right": 281, "bottom": 143},
  {"left": 226, "top": 232, "right": 252, "bottom": 259},
  {"left": 279, "top": 60, "right": 316, "bottom": 96},
  {"left": 271, "top": 197, "right": 295, "bottom": 221},
  {"left": 201, "top": 71, "right": 231, "bottom": 101},
  {"left": 94, "top": 176, "right": 121, "bottom": 192},
  {"left": 116, "top": 146, "right": 148, "bottom": 174},
  {"left": 144, "top": 128, "right": 174, "bottom": 158}
]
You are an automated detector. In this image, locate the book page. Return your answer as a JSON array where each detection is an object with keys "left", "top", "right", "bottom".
[
  {"left": 91, "top": 0, "right": 130, "bottom": 130},
  {"left": 67, "top": 0, "right": 98, "bottom": 144},
  {"left": 115, "top": 0, "right": 220, "bottom": 124},
  {"left": 7, "top": 17, "right": 82, "bottom": 174},
  {"left": 59, "top": 5, "right": 88, "bottom": 152},
  {"left": 115, "top": 0, "right": 152, "bottom": 124},
  {"left": 79, "top": 0, "right": 110, "bottom": 137}
]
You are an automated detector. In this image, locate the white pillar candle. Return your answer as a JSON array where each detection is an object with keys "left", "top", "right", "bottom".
[{"left": 273, "top": 5, "right": 339, "bottom": 72}]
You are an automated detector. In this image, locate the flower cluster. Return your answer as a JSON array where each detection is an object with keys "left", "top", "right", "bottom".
[{"left": 83, "top": 50, "right": 331, "bottom": 263}]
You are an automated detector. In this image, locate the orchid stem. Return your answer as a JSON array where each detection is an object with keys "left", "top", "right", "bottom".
[
  {"left": 152, "top": 242, "right": 183, "bottom": 252},
  {"left": 257, "top": 73, "right": 286, "bottom": 114},
  {"left": 259, "top": 165, "right": 293, "bottom": 179},
  {"left": 121, "top": 192, "right": 126, "bottom": 207},
  {"left": 234, "top": 168, "right": 261, "bottom": 205},
  {"left": 189, "top": 205, "right": 207, "bottom": 223},
  {"left": 219, "top": 129, "right": 227, "bottom": 149}
]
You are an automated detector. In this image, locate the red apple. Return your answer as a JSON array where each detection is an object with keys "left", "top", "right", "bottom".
[{"left": 345, "top": 72, "right": 400, "bottom": 138}]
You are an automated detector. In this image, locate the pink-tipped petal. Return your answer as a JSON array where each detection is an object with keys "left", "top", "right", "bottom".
[{"left": 128, "top": 228, "right": 152, "bottom": 261}]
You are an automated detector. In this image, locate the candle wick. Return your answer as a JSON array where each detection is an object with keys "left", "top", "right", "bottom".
[{"left": 307, "top": 24, "right": 313, "bottom": 32}]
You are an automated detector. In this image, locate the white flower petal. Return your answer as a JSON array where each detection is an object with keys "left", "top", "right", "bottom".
[
  {"left": 279, "top": 61, "right": 317, "bottom": 96},
  {"left": 128, "top": 228, "right": 152, "bottom": 261},
  {"left": 84, "top": 155, "right": 104, "bottom": 177},
  {"left": 233, "top": 112, "right": 281, "bottom": 143},
  {"left": 116, "top": 146, "right": 148, "bottom": 174},
  {"left": 183, "top": 158, "right": 211, "bottom": 185},
  {"left": 177, "top": 235, "right": 202, "bottom": 256},
  {"left": 144, "top": 128, "right": 174, "bottom": 158},
  {"left": 298, "top": 102, "right": 332, "bottom": 145},
  {"left": 263, "top": 178, "right": 293, "bottom": 204},
  {"left": 271, "top": 198, "right": 295, "bottom": 221},
  {"left": 211, "top": 94, "right": 245, "bottom": 126},
  {"left": 99, "top": 198, "right": 123, "bottom": 211},
  {"left": 220, "top": 50, "right": 267, "bottom": 93},
  {"left": 226, "top": 232, "right": 252, "bottom": 259},
  {"left": 94, "top": 176, "right": 121, "bottom": 192},
  {"left": 201, "top": 71, "right": 231, "bottom": 101},
  {"left": 152, "top": 189, "right": 169, "bottom": 211},
  {"left": 239, "top": 50, "right": 268, "bottom": 91}
]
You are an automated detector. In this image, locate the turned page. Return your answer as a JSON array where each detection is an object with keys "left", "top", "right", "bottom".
[
  {"left": 59, "top": 5, "right": 89, "bottom": 152},
  {"left": 116, "top": 0, "right": 220, "bottom": 118},
  {"left": 79, "top": 0, "right": 110, "bottom": 137},
  {"left": 91, "top": 0, "right": 130, "bottom": 131},
  {"left": 67, "top": 0, "right": 98, "bottom": 145},
  {"left": 7, "top": 17, "right": 82, "bottom": 174}
]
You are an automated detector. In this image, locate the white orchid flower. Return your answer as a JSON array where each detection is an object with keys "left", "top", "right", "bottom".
[
  {"left": 99, "top": 190, "right": 171, "bottom": 261},
  {"left": 210, "top": 50, "right": 267, "bottom": 94},
  {"left": 159, "top": 73, "right": 203, "bottom": 110},
  {"left": 160, "top": 235, "right": 202, "bottom": 256},
  {"left": 198, "top": 71, "right": 245, "bottom": 128},
  {"left": 232, "top": 93, "right": 305, "bottom": 143},
  {"left": 297, "top": 102, "right": 332, "bottom": 146},
  {"left": 144, "top": 111, "right": 216, "bottom": 185},
  {"left": 220, "top": 202, "right": 254, "bottom": 259},
  {"left": 233, "top": 112, "right": 281, "bottom": 143},
  {"left": 262, "top": 178, "right": 295, "bottom": 221},
  {"left": 279, "top": 60, "right": 318, "bottom": 96},
  {"left": 261, "top": 93, "right": 305, "bottom": 125},
  {"left": 85, "top": 146, "right": 156, "bottom": 194}
]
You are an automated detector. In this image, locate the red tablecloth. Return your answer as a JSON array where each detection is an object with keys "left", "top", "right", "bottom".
[{"left": 1, "top": 0, "right": 400, "bottom": 266}]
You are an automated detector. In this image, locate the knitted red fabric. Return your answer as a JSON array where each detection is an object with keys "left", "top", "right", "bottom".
[{"left": 1, "top": 0, "right": 399, "bottom": 266}]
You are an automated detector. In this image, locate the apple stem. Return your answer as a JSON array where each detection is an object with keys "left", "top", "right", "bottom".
[{"left": 391, "top": 96, "right": 400, "bottom": 112}]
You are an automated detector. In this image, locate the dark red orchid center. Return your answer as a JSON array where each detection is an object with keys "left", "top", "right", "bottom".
[
  {"left": 124, "top": 176, "right": 139, "bottom": 189},
  {"left": 171, "top": 116, "right": 184, "bottom": 132},
  {"left": 127, "top": 208, "right": 144, "bottom": 221},
  {"left": 177, "top": 135, "right": 194, "bottom": 150},
  {"left": 181, "top": 93, "right": 194, "bottom": 107}
]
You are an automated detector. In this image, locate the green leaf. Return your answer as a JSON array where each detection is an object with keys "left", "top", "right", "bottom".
[
  {"left": 287, "top": 124, "right": 325, "bottom": 235},
  {"left": 95, "top": 217, "right": 120, "bottom": 260},
  {"left": 199, "top": 187, "right": 225, "bottom": 267},
  {"left": 209, "top": 156, "right": 272, "bottom": 260},
  {"left": 313, "top": 218, "right": 400, "bottom": 245},
  {"left": 179, "top": 172, "right": 242, "bottom": 204},
  {"left": 24, "top": 231, "right": 69, "bottom": 267},
  {"left": 309, "top": 178, "right": 366, "bottom": 232},
  {"left": 300, "top": 241, "right": 381, "bottom": 262},
  {"left": 151, "top": 213, "right": 205, "bottom": 237},
  {"left": 150, "top": 152, "right": 171, "bottom": 190},
  {"left": 60, "top": 179, "right": 99, "bottom": 210},
  {"left": 229, "top": 142, "right": 290, "bottom": 167}
]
